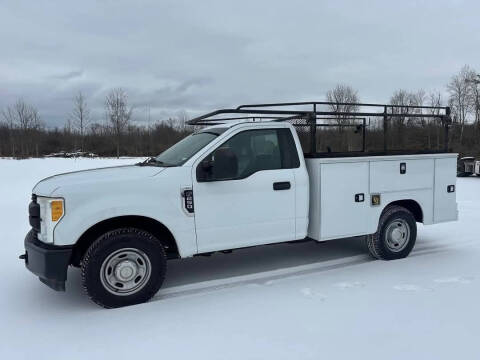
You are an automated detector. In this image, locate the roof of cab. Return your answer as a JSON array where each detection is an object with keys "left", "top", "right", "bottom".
[{"left": 200, "top": 119, "right": 289, "bottom": 133}]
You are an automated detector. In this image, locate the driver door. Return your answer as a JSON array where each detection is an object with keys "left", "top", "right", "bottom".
[{"left": 193, "top": 128, "right": 298, "bottom": 253}]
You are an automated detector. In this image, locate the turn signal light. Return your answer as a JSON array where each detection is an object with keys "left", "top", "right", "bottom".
[{"left": 51, "top": 200, "right": 64, "bottom": 221}]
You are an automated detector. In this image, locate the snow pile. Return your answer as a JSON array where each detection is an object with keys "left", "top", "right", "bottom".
[{"left": 0, "top": 158, "right": 479, "bottom": 359}]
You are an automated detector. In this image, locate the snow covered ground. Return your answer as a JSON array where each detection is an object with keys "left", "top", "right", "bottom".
[{"left": 1, "top": 158, "right": 479, "bottom": 359}]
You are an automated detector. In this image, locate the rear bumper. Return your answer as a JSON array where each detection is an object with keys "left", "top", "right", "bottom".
[{"left": 22, "top": 230, "right": 73, "bottom": 291}]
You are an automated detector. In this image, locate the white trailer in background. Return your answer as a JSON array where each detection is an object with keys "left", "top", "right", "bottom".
[
  {"left": 457, "top": 156, "right": 480, "bottom": 177},
  {"left": 21, "top": 101, "right": 458, "bottom": 308}
]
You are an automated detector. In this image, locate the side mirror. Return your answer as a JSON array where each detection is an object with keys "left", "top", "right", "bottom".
[
  {"left": 196, "top": 148, "right": 238, "bottom": 182},
  {"left": 196, "top": 158, "right": 213, "bottom": 182},
  {"left": 211, "top": 148, "right": 238, "bottom": 180}
]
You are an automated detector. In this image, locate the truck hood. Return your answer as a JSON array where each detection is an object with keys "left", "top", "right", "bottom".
[{"left": 33, "top": 165, "right": 166, "bottom": 196}]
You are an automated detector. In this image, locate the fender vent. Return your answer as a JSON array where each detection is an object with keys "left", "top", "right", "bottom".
[{"left": 183, "top": 190, "right": 194, "bottom": 213}]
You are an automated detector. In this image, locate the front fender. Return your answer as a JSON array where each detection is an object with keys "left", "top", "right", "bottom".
[{"left": 52, "top": 167, "right": 197, "bottom": 257}]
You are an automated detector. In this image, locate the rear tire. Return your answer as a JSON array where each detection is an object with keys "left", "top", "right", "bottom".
[
  {"left": 366, "top": 205, "right": 417, "bottom": 260},
  {"left": 81, "top": 228, "right": 167, "bottom": 308}
]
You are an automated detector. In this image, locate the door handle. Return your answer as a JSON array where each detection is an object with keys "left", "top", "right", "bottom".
[
  {"left": 355, "top": 193, "right": 365, "bottom": 202},
  {"left": 273, "top": 181, "right": 291, "bottom": 190}
]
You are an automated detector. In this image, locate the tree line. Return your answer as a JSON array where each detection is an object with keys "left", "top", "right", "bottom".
[
  {"left": 1, "top": 65, "right": 479, "bottom": 158},
  {"left": 0, "top": 88, "right": 192, "bottom": 158},
  {"left": 321, "top": 65, "right": 480, "bottom": 156}
]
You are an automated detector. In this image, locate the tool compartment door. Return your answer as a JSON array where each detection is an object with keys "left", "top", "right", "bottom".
[
  {"left": 434, "top": 157, "right": 458, "bottom": 223},
  {"left": 320, "top": 162, "right": 369, "bottom": 240},
  {"left": 370, "top": 159, "right": 434, "bottom": 193}
]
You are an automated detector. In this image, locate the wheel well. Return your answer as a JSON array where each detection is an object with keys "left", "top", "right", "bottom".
[
  {"left": 386, "top": 200, "right": 423, "bottom": 223},
  {"left": 71, "top": 216, "right": 180, "bottom": 266}
]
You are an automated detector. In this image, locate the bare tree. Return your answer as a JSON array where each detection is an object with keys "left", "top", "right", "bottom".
[
  {"left": 389, "top": 89, "right": 418, "bottom": 148},
  {"left": 326, "top": 84, "right": 360, "bottom": 125},
  {"left": 428, "top": 91, "right": 444, "bottom": 148},
  {"left": 325, "top": 84, "right": 360, "bottom": 150},
  {"left": 105, "top": 88, "right": 133, "bottom": 158},
  {"left": 175, "top": 110, "right": 189, "bottom": 131},
  {"left": 2, "top": 99, "right": 43, "bottom": 157},
  {"left": 1, "top": 106, "right": 17, "bottom": 157},
  {"left": 408, "top": 89, "right": 427, "bottom": 127},
  {"left": 414, "top": 89, "right": 427, "bottom": 106},
  {"left": 70, "top": 91, "right": 90, "bottom": 151},
  {"left": 466, "top": 72, "right": 480, "bottom": 126},
  {"left": 390, "top": 89, "right": 416, "bottom": 113},
  {"left": 12, "top": 99, "right": 42, "bottom": 131},
  {"left": 447, "top": 65, "right": 474, "bottom": 144},
  {"left": 428, "top": 91, "right": 443, "bottom": 112}
]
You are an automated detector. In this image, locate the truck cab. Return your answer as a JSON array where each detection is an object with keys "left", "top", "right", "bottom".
[{"left": 21, "top": 101, "right": 458, "bottom": 308}]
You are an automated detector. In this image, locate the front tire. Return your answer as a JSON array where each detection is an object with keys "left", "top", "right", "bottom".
[
  {"left": 81, "top": 228, "right": 167, "bottom": 308},
  {"left": 366, "top": 205, "right": 417, "bottom": 260}
]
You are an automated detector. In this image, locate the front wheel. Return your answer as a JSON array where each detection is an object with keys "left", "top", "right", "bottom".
[
  {"left": 81, "top": 228, "right": 167, "bottom": 308},
  {"left": 366, "top": 205, "right": 417, "bottom": 260}
]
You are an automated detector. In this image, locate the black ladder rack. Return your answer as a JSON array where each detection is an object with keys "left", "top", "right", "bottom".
[{"left": 187, "top": 101, "right": 452, "bottom": 156}]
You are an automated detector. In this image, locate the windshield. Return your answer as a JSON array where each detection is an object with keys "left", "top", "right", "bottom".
[{"left": 154, "top": 132, "right": 219, "bottom": 166}]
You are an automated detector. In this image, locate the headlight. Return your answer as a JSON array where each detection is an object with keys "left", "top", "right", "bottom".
[{"left": 37, "top": 197, "right": 65, "bottom": 243}]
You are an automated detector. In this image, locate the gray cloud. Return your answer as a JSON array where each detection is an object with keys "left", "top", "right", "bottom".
[
  {"left": 49, "top": 70, "right": 84, "bottom": 81},
  {"left": 0, "top": 0, "right": 479, "bottom": 128}
]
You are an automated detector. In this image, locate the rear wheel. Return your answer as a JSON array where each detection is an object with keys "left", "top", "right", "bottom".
[
  {"left": 81, "top": 228, "right": 166, "bottom": 308},
  {"left": 366, "top": 205, "right": 417, "bottom": 260}
]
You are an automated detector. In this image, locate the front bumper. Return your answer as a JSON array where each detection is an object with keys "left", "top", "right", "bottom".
[{"left": 21, "top": 230, "right": 73, "bottom": 291}]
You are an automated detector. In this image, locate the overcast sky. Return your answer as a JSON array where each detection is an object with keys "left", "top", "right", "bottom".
[{"left": 1, "top": 0, "right": 479, "bottom": 127}]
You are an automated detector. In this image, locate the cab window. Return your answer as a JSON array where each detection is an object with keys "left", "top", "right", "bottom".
[{"left": 198, "top": 128, "right": 299, "bottom": 181}]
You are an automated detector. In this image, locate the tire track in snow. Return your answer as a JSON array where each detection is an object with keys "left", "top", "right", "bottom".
[
  {"left": 153, "top": 254, "right": 371, "bottom": 301},
  {"left": 152, "top": 238, "right": 478, "bottom": 301}
]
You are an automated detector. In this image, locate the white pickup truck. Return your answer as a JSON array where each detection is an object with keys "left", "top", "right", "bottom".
[{"left": 21, "top": 101, "right": 458, "bottom": 308}]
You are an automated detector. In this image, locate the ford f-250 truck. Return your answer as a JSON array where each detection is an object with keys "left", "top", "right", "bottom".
[{"left": 21, "top": 101, "right": 458, "bottom": 308}]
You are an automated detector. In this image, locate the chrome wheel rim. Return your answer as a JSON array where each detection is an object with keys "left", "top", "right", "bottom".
[
  {"left": 385, "top": 219, "right": 410, "bottom": 252},
  {"left": 100, "top": 248, "right": 151, "bottom": 296}
]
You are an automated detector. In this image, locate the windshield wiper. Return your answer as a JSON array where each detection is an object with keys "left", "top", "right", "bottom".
[{"left": 136, "top": 157, "right": 174, "bottom": 167}]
